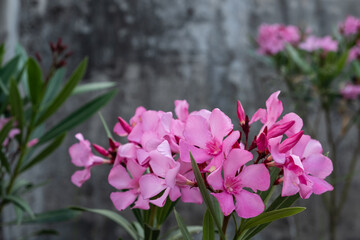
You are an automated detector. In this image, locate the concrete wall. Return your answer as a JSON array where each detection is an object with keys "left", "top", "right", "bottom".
[{"left": 2, "top": 0, "right": 360, "bottom": 239}]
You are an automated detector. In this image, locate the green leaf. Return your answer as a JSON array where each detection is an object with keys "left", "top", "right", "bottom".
[
  {"left": 42, "top": 68, "right": 66, "bottom": 107},
  {"left": 20, "top": 133, "right": 66, "bottom": 173},
  {"left": 144, "top": 224, "right": 160, "bottom": 240},
  {"left": 353, "top": 61, "right": 360, "bottom": 78},
  {"left": 0, "top": 77, "right": 8, "bottom": 95},
  {"left": 240, "top": 194, "right": 300, "bottom": 240},
  {"left": 35, "top": 58, "right": 88, "bottom": 126},
  {"left": 38, "top": 89, "right": 116, "bottom": 144},
  {"left": 4, "top": 195, "right": 35, "bottom": 219},
  {"left": 72, "top": 81, "right": 116, "bottom": 95},
  {"left": 27, "top": 58, "right": 43, "bottom": 106},
  {"left": 334, "top": 50, "right": 348, "bottom": 76},
  {"left": 174, "top": 209, "right": 193, "bottom": 240},
  {"left": 240, "top": 207, "right": 305, "bottom": 232},
  {"left": 98, "top": 112, "right": 114, "bottom": 139},
  {"left": 259, "top": 167, "right": 280, "bottom": 203},
  {"left": 0, "top": 149, "right": 11, "bottom": 173},
  {"left": 70, "top": 206, "right": 138, "bottom": 240},
  {"left": 286, "top": 45, "right": 312, "bottom": 73},
  {"left": 9, "top": 78, "right": 24, "bottom": 132},
  {"left": 0, "top": 119, "right": 13, "bottom": 145},
  {"left": 0, "top": 43, "right": 5, "bottom": 66},
  {"left": 156, "top": 198, "right": 178, "bottom": 226},
  {"left": 8, "top": 208, "right": 81, "bottom": 225},
  {"left": 0, "top": 56, "right": 20, "bottom": 85},
  {"left": 165, "top": 226, "right": 203, "bottom": 240},
  {"left": 14, "top": 205, "right": 24, "bottom": 225},
  {"left": 190, "top": 153, "right": 226, "bottom": 240},
  {"left": 202, "top": 209, "right": 214, "bottom": 240}
]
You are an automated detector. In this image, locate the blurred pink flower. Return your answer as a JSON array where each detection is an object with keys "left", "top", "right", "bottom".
[
  {"left": 340, "top": 16, "right": 360, "bottom": 36},
  {"left": 340, "top": 83, "right": 360, "bottom": 99},
  {"left": 299, "top": 36, "right": 338, "bottom": 52},
  {"left": 257, "top": 24, "right": 300, "bottom": 55}
]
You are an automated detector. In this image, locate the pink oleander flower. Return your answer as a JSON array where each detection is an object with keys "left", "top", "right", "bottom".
[
  {"left": 257, "top": 24, "right": 300, "bottom": 55},
  {"left": 348, "top": 41, "right": 360, "bottom": 63},
  {"left": 207, "top": 149, "right": 270, "bottom": 218},
  {"left": 339, "top": 16, "right": 360, "bottom": 36},
  {"left": 179, "top": 108, "right": 239, "bottom": 172},
  {"left": 340, "top": 83, "right": 360, "bottom": 99},
  {"left": 0, "top": 117, "right": 20, "bottom": 146},
  {"left": 269, "top": 134, "right": 333, "bottom": 199},
  {"left": 69, "top": 133, "right": 108, "bottom": 187},
  {"left": 299, "top": 36, "right": 338, "bottom": 52},
  {"left": 109, "top": 158, "right": 150, "bottom": 210}
]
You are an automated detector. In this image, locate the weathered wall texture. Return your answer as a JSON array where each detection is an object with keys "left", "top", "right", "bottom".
[{"left": 2, "top": 0, "right": 360, "bottom": 239}]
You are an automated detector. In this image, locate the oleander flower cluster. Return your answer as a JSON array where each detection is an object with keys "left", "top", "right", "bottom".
[
  {"left": 69, "top": 91, "right": 333, "bottom": 218},
  {"left": 257, "top": 16, "right": 360, "bottom": 100}
]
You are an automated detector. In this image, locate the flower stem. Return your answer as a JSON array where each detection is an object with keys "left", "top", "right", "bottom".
[{"left": 222, "top": 214, "right": 231, "bottom": 237}]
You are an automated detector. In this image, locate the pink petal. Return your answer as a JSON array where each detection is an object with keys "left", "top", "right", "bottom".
[
  {"left": 204, "top": 154, "right": 225, "bottom": 172},
  {"left": 279, "top": 131, "right": 304, "bottom": 153},
  {"left": 69, "top": 140, "right": 92, "bottom": 167},
  {"left": 302, "top": 154, "right": 333, "bottom": 178},
  {"left": 141, "top": 131, "right": 163, "bottom": 152},
  {"left": 127, "top": 159, "right": 147, "bottom": 180},
  {"left": 207, "top": 167, "right": 224, "bottom": 191},
  {"left": 308, "top": 176, "right": 333, "bottom": 195},
  {"left": 133, "top": 195, "right": 150, "bottom": 210},
  {"left": 165, "top": 162, "right": 180, "bottom": 188},
  {"left": 250, "top": 108, "right": 267, "bottom": 125},
  {"left": 222, "top": 131, "right": 240, "bottom": 156},
  {"left": 291, "top": 135, "right": 311, "bottom": 157},
  {"left": 108, "top": 165, "right": 133, "bottom": 190},
  {"left": 128, "top": 123, "right": 143, "bottom": 144},
  {"left": 179, "top": 139, "right": 210, "bottom": 163},
  {"left": 278, "top": 113, "right": 303, "bottom": 136},
  {"left": 137, "top": 149, "right": 150, "bottom": 165},
  {"left": 130, "top": 106, "right": 146, "bottom": 125},
  {"left": 110, "top": 191, "right": 137, "bottom": 211},
  {"left": 71, "top": 168, "right": 91, "bottom": 187},
  {"left": 265, "top": 91, "right": 283, "bottom": 124},
  {"left": 211, "top": 192, "right": 235, "bottom": 216},
  {"left": 150, "top": 188, "right": 170, "bottom": 207},
  {"left": 209, "top": 108, "right": 233, "bottom": 142},
  {"left": 169, "top": 186, "right": 181, "bottom": 201},
  {"left": 175, "top": 100, "right": 189, "bottom": 122},
  {"left": 303, "top": 139, "right": 323, "bottom": 157},
  {"left": 118, "top": 143, "right": 137, "bottom": 159},
  {"left": 156, "top": 140, "right": 172, "bottom": 158},
  {"left": 140, "top": 174, "right": 167, "bottom": 199},
  {"left": 180, "top": 187, "right": 203, "bottom": 204},
  {"left": 235, "top": 190, "right": 265, "bottom": 218},
  {"left": 184, "top": 115, "right": 211, "bottom": 149},
  {"left": 238, "top": 164, "right": 270, "bottom": 192},
  {"left": 223, "top": 149, "right": 253, "bottom": 177},
  {"left": 142, "top": 111, "right": 160, "bottom": 132},
  {"left": 282, "top": 168, "right": 300, "bottom": 196},
  {"left": 268, "top": 136, "right": 286, "bottom": 164},
  {"left": 149, "top": 151, "right": 172, "bottom": 178}
]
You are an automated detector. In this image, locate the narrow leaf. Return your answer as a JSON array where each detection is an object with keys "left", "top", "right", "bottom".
[
  {"left": 27, "top": 58, "right": 43, "bottom": 106},
  {"left": 38, "top": 89, "right": 116, "bottom": 144},
  {"left": 70, "top": 206, "right": 138, "bottom": 240},
  {"left": 98, "top": 112, "right": 113, "bottom": 139},
  {"left": 165, "top": 226, "right": 203, "bottom": 240},
  {"left": 36, "top": 58, "right": 88, "bottom": 126},
  {"left": 0, "top": 43, "right": 5, "bottom": 66},
  {"left": 241, "top": 207, "right": 305, "bottom": 231},
  {"left": 20, "top": 133, "right": 66, "bottom": 172},
  {"left": 190, "top": 153, "right": 226, "bottom": 240},
  {"left": 0, "top": 149, "right": 11, "bottom": 173},
  {"left": 0, "top": 56, "right": 20, "bottom": 85},
  {"left": 202, "top": 209, "right": 214, "bottom": 240},
  {"left": 4, "top": 195, "right": 35, "bottom": 219},
  {"left": 42, "top": 68, "right": 66, "bottom": 107},
  {"left": 174, "top": 209, "right": 193, "bottom": 240},
  {"left": 0, "top": 119, "right": 14, "bottom": 145},
  {"left": 72, "top": 82, "right": 116, "bottom": 95},
  {"left": 286, "top": 45, "right": 312, "bottom": 73},
  {"left": 13, "top": 205, "right": 24, "bottom": 225},
  {"left": 9, "top": 78, "right": 24, "bottom": 131}
]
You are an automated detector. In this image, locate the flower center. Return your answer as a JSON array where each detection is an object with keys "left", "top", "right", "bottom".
[
  {"left": 206, "top": 139, "right": 222, "bottom": 156},
  {"left": 224, "top": 176, "right": 242, "bottom": 194}
]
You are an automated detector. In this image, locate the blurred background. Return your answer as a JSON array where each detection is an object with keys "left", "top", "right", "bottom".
[{"left": 1, "top": 0, "right": 360, "bottom": 239}]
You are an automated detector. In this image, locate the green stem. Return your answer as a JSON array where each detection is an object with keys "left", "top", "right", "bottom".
[{"left": 221, "top": 214, "right": 231, "bottom": 238}]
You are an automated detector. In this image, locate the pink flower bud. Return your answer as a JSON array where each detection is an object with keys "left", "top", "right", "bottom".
[
  {"left": 27, "top": 138, "right": 39, "bottom": 147},
  {"left": 237, "top": 100, "right": 245, "bottom": 125},
  {"left": 118, "top": 117, "right": 132, "bottom": 134},
  {"left": 267, "top": 120, "right": 295, "bottom": 139},
  {"left": 256, "top": 132, "right": 268, "bottom": 152},
  {"left": 279, "top": 131, "right": 304, "bottom": 153},
  {"left": 92, "top": 143, "right": 110, "bottom": 157}
]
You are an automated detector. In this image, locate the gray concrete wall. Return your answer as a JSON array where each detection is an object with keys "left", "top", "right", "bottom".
[{"left": 2, "top": 0, "right": 360, "bottom": 239}]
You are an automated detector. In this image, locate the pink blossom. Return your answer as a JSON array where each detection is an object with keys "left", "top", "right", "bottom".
[
  {"left": 0, "top": 118, "right": 20, "bottom": 146},
  {"left": 109, "top": 159, "right": 149, "bottom": 210},
  {"left": 340, "top": 83, "right": 360, "bottom": 99},
  {"left": 339, "top": 16, "right": 360, "bottom": 36},
  {"left": 299, "top": 36, "right": 338, "bottom": 52},
  {"left": 179, "top": 108, "right": 239, "bottom": 172},
  {"left": 69, "top": 133, "right": 108, "bottom": 187},
  {"left": 257, "top": 24, "right": 300, "bottom": 55},
  {"left": 207, "top": 149, "right": 270, "bottom": 218},
  {"left": 348, "top": 42, "right": 360, "bottom": 62}
]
